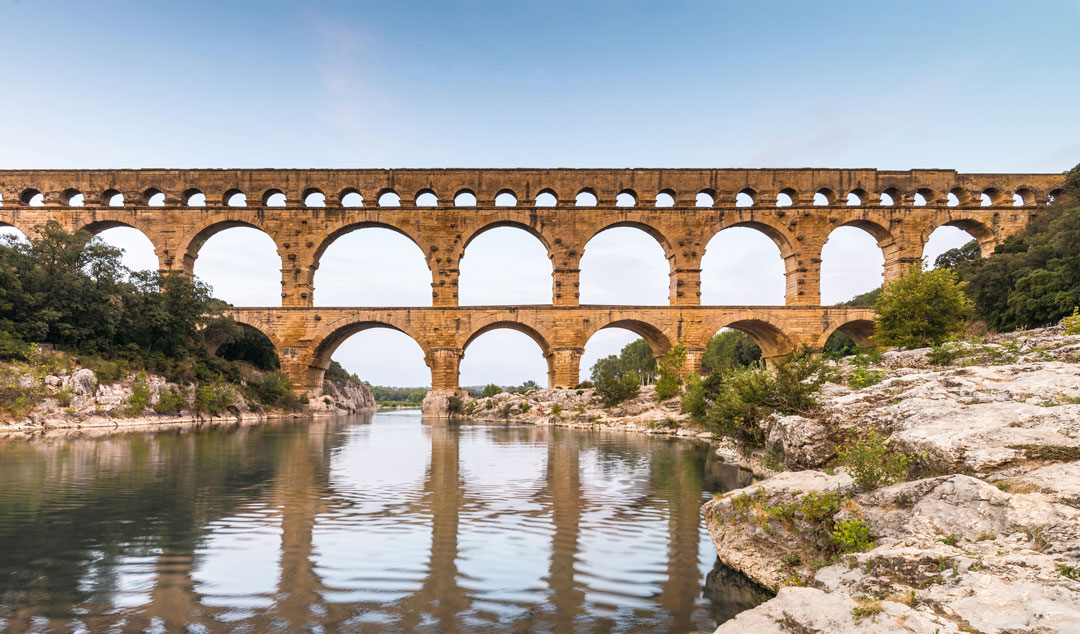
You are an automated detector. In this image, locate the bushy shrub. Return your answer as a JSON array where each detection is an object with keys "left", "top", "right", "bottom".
[
  {"left": 874, "top": 264, "right": 973, "bottom": 348},
  {"left": 153, "top": 388, "right": 187, "bottom": 415},
  {"left": 830, "top": 519, "right": 874, "bottom": 553},
  {"left": 125, "top": 373, "right": 152, "bottom": 416},
  {"left": 591, "top": 355, "right": 640, "bottom": 407},
  {"left": 702, "top": 348, "right": 829, "bottom": 447},
  {"left": 1064, "top": 307, "right": 1080, "bottom": 335},
  {"left": 654, "top": 343, "right": 686, "bottom": 401},
  {"left": 838, "top": 428, "right": 917, "bottom": 489}
]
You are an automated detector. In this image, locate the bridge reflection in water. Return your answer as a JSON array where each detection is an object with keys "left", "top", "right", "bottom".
[{"left": 0, "top": 412, "right": 766, "bottom": 632}]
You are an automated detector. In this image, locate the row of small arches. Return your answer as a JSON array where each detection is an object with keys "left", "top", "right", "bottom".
[{"left": 6, "top": 184, "right": 1060, "bottom": 209}]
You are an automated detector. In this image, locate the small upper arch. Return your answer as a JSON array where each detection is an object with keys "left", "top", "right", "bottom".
[
  {"left": 303, "top": 188, "right": 325, "bottom": 207},
  {"left": 494, "top": 189, "right": 518, "bottom": 207},
  {"left": 454, "top": 189, "right": 477, "bottom": 206},
  {"left": 535, "top": 188, "right": 558, "bottom": 207},
  {"left": 339, "top": 188, "right": 364, "bottom": 207}
]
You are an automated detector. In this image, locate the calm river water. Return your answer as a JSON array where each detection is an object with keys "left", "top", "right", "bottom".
[{"left": 0, "top": 410, "right": 768, "bottom": 633}]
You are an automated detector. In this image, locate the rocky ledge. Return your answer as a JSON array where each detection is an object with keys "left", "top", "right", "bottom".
[{"left": 705, "top": 326, "right": 1080, "bottom": 633}]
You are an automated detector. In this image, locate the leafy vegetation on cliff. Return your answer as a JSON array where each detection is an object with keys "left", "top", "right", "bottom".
[{"left": 0, "top": 222, "right": 300, "bottom": 416}]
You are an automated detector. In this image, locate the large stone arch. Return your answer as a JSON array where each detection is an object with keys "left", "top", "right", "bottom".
[
  {"left": 816, "top": 318, "right": 876, "bottom": 349},
  {"left": 77, "top": 216, "right": 167, "bottom": 271},
  {"left": 921, "top": 214, "right": 999, "bottom": 258},
  {"left": 702, "top": 312, "right": 796, "bottom": 359},
  {"left": 179, "top": 215, "right": 279, "bottom": 273},
  {"left": 309, "top": 219, "right": 432, "bottom": 292},
  {"left": 460, "top": 318, "right": 556, "bottom": 387},
  {"left": 582, "top": 219, "right": 675, "bottom": 260},
  {"left": 580, "top": 315, "right": 676, "bottom": 358},
  {"left": 705, "top": 215, "right": 797, "bottom": 259},
  {"left": 308, "top": 317, "right": 431, "bottom": 390}
]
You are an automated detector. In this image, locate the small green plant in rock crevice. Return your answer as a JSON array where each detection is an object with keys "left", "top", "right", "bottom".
[{"left": 838, "top": 427, "right": 919, "bottom": 490}]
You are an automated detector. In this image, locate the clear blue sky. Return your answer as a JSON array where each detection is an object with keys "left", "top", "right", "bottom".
[{"left": 1, "top": 1, "right": 1077, "bottom": 386}]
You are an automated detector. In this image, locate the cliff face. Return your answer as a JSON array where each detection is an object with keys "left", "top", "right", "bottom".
[{"left": 316, "top": 378, "right": 377, "bottom": 413}]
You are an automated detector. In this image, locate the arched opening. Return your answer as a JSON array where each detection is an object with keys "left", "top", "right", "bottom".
[
  {"left": 494, "top": 190, "right": 517, "bottom": 207},
  {"left": 104, "top": 189, "right": 124, "bottom": 207},
  {"left": 304, "top": 189, "right": 325, "bottom": 207},
  {"left": 535, "top": 190, "right": 557, "bottom": 207},
  {"left": 820, "top": 225, "right": 884, "bottom": 304},
  {"left": 700, "top": 328, "right": 762, "bottom": 375},
  {"left": 655, "top": 190, "right": 675, "bottom": 207},
  {"left": 580, "top": 226, "right": 669, "bottom": 305},
  {"left": 454, "top": 190, "right": 477, "bottom": 207},
  {"left": 340, "top": 189, "right": 364, "bottom": 207},
  {"left": 225, "top": 190, "right": 247, "bottom": 207},
  {"left": 576, "top": 190, "right": 597, "bottom": 206},
  {"left": 93, "top": 226, "right": 160, "bottom": 273},
  {"left": 461, "top": 327, "right": 549, "bottom": 389},
  {"left": 183, "top": 189, "right": 205, "bottom": 207},
  {"left": 314, "top": 227, "right": 430, "bottom": 307},
  {"left": 616, "top": 190, "right": 637, "bottom": 207},
  {"left": 263, "top": 190, "right": 287, "bottom": 207},
  {"left": 776, "top": 191, "right": 793, "bottom": 207},
  {"left": 814, "top": 189, "right": 834, "bottom": 206},
  {"left": 415, "top": 190, "right": 438, "bottom": 207},
  {"left": 62, "top": 188, "right": 84, "bottom": 206},
  {"left": 700, "top": 227, "right": 785, "bottom": 305},
  {"left": 735, "top": 189, "right": 754, "bottom": 208},
  {"left": 579, "top": 320, "right": 670, "bottom": 385},
  {"left": 821, "top": 320, "right": 876, "bottom": 357},
  {"left": 696, "top": 191, "right": 715, "bottom": 207},
  {"left": 216, "top": 325, "right": 281, "bottom": 373},
  {"left": 879, "top": 189, "right": 900, "bottom": 206},
  {"left": 192, "top": 226, "right": 280, "bottom": 306},
  {"left": 21, "top": 189, "right": 44, "bottom": 206},
  {"left": 0, "top": 224, "right": 29, "bottom": 244},
  {"left": 923, "top": 226, "right": 980, "bottom": 268},
  {"left": 326, "top": 326, "right": 429, "bottom": 389},
  {"left": 459, "top": 226, "right": 551, "bottom": 305},
  {"left": 145, "top": 189, "right": 165, "bottom": 207},
  {"left": 378, "top": 191, "right": 400, "bottom": 207}
]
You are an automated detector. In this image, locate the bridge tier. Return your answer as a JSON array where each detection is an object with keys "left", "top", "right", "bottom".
[{"left": 223, "top": 305, "right": 875, "bottom": 394}]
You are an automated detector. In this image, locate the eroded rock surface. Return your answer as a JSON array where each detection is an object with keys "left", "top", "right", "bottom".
[{"left": 707, "top": 327, "right": 1080, "bottom": 633}]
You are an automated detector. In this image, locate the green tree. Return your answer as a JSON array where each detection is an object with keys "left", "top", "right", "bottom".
[
  {"left": 654, "top": 343, "right": 686, "bottom": 401},
  {"left": 701, "top": 330, "right": 762, "bottom": 374},
  {"left": 873, "top": 264, "right": 973, "bottom": 348},
  {"left": 618, "top": 339, "right": 657, "bottom": 384},
  {"left": 590, "top": 355, "right": 640, "bottom": 406}
]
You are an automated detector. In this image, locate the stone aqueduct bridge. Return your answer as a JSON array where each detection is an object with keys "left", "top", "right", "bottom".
[{"left": 0, "top": 168, "right": 1064, "bottom": 395}]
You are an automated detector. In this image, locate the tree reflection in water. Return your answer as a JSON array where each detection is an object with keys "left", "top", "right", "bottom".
[{"left": 0, "top": 411, "right": 766, "bottom": 632}]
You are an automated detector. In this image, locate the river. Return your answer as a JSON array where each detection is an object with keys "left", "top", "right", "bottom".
[{"left": 0, "top": 410, "right": 768, "bottom": 633}]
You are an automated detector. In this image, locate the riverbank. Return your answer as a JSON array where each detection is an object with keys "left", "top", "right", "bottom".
[
  {"left": 702, "top": 326, "right": 1080, "bottom": 633},
  {"left": 0, "top": 364, "right": 377, "bottom": 433}
]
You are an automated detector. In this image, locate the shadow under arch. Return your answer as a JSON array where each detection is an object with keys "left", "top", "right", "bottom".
[
  {"left": 310, "top": 221, "right": 431, "bottom": 290},
  {"left": 921, "top": 216, "right": 998, "bottom": 257},
  {"left": 705, "top": 315, "right": 795, "bottom": 359},
  {"left": 817, "top": 319, "right": 876, "bottom": 349}
]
